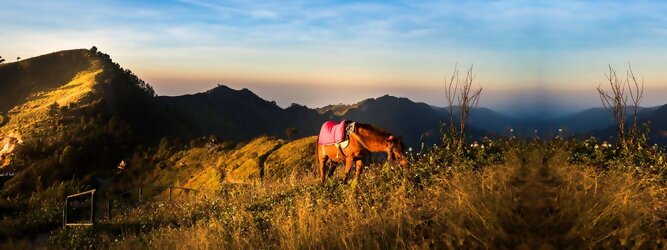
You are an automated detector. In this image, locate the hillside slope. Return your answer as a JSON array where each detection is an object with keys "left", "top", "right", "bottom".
[
  {"left": 140, "top": 136, "right": 317, "bottom": 192},
  {"left": 0, "top": 48, "right": 182, "bottom": 193}
]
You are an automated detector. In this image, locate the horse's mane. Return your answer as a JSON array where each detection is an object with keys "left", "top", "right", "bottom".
[{"left": 355, "top": 123, "right": 390, "bottom": 137}]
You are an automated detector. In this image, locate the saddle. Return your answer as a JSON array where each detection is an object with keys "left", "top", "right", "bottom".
[
  {"left": 318, "top": 120, "right": 355, "bottom": 146},
  {"left": 318, "top": 120, "right": 357, "bottom": 160}
]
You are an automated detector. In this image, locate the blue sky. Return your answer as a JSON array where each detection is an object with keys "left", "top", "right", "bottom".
[{"left": 2, "top": 0, "right": 667, "bottom": 116}]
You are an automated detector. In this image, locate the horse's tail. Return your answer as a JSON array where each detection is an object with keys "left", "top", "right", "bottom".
[{"left": 314, "top": 136, "right": 320, "bottom": 176}]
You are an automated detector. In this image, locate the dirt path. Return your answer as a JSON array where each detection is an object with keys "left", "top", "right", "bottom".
[{"left": 500, "top": 150, "right": 575, "bottom": 249}]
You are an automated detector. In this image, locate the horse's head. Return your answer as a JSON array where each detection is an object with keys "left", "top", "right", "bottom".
[{"left": 385, "top": 135, "right": 408, "bottom": 166}]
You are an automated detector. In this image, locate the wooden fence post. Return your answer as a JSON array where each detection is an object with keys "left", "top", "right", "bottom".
[
  {"left": 91, "top": 190, "right": 96, "bottom": 224},
  {"left": 108, "top": 199, "right": 113, "bottom": 220},
  {"left": 63, "top": 198, "right": 68, "bottom": 227}
]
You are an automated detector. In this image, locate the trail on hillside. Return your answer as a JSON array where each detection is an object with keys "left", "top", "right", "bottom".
[{"left": 499, "top": 150, "right": 575, "bottom": 248}]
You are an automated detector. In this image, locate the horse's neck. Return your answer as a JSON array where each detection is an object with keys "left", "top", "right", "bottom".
[{"left": 356, "top": 128, "right": 387, "bottom": 152}]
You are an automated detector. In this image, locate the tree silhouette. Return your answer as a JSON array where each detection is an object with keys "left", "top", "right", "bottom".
[
  {"left": 443, "top": 65, "right": 482, "bottom": 154},
  {"left": 16, "top": 57, "right": 20, "bottom": 61},
  {"left": 0, "top": 56, "right": 4, "bottom": 64},
  {"left": 597, "top": 64, "right": 644, "bottom": 153},
  {"left": 90, "top": 46, "right": 98, "bottom": 53},
  {"left": 286, "top": 127, "right": 298, "bottom": 141}
]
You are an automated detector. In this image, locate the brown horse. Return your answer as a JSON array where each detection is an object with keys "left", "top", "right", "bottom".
[{"left": 316, "top": 123, "right": 407, "bottom": 183}]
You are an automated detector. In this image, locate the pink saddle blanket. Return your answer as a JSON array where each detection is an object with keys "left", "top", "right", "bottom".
[{"left": 318, "top": 120, "right": 347, "bottom": 145}]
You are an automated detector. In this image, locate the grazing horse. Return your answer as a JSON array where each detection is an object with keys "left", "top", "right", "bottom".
[{"left": 316, "top": 122, "right": 407, "bottom": 183}]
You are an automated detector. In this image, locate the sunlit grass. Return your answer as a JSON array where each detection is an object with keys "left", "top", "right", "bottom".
[{"left": 2, "top": 138, "right": 667, "bottom": 249}]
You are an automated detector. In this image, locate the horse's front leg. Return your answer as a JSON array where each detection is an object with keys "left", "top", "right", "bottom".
[
  {"left": 342, "top": 157, "right": 354, "bottom": 184},
  {"left": 354, "top": 159, "right": 364, "bottom": 181}
]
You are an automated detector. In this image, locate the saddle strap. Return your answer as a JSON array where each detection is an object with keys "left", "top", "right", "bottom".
[
  {"left": 349, "top": 132, "right": 370, "bottom": 150},
  {"left": 334, "top": 143, "right": 345, "bottom": 160},
  {"left": 322, "top": 142, "right": 349, "bottom": 161}
]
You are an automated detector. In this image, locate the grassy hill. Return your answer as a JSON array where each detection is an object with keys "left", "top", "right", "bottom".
[
  {"left": 0, "top": 49, "right": 103, "bottom": 170},
  {"left": 0, "top": 50, "right": 95, "bottom": 113},
  {"left": 140, "top": 136, "right": 317, "bottom": 191},
  {"left": 0, "top": 48, "right": 181, "bottom": 194}
]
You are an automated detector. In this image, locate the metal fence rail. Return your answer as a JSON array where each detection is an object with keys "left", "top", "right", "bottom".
[{"left": 63, "top": 189, "right": 96, "bottom": 227}]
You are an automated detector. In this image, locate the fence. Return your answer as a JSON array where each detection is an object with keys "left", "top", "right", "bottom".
[
  {"left": 63, "top": 189, "right": 96, "bottom": 227},
  {"left": 64, "top": 185, "right": 202, "bottom": 226}
]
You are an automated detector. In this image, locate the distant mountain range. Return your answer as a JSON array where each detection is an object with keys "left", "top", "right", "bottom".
[
  {"left": 2, "top": 48, "right": 667, "bottom": 192},
  {"left": 437, "top": 106, "right": 660, "bottom": 138}
]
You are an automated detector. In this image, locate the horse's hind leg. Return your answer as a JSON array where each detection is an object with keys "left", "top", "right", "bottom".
[{"left": 327, "top": 162, "right": 337, "bottom": 177}]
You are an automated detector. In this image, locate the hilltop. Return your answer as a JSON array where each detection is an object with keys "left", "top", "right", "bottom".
[{"left": 0, "top": 48, "right": 181, "bottom": 193}]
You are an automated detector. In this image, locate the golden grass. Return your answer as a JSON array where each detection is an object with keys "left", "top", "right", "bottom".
[
  {"left": 46, "top": 144, "right": 667, "bottom": 249},
  {"left": 0, "top": 55, "right": 103, "bottom": 169},
  {"left": 40, "top": 142, "right": 667, "bottom": 249},
  {"left": 142, "top": 136, "right": 316, "bottom": 193},
  {"left": 222, "top": 136, "right": 284, "bottom": 183},
  {"left": 263, "top": 136, "right": 317, "bottom": 181},
  {"left": 0, "top": 62, "right": 102, "bottom": 136}
]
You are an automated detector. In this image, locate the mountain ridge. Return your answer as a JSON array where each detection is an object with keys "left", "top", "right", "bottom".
[{"left": 2, "top": 48, "right": 667, "bottom": 194}]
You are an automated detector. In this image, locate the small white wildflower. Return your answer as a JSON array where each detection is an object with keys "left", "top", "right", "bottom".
[
  {"left": 594, "top": 145, "right": 599, "bottom": 149},
  {"left": 558, "top": 128, "right": 563, "bottom": 132},
  {"left": 408, "top": 147, "right": 413, "bottom": 152}
]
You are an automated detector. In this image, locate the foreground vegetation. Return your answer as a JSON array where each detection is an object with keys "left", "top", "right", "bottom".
[{"left": 2, "top": 137, "right": 665, "bottom": 249}]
